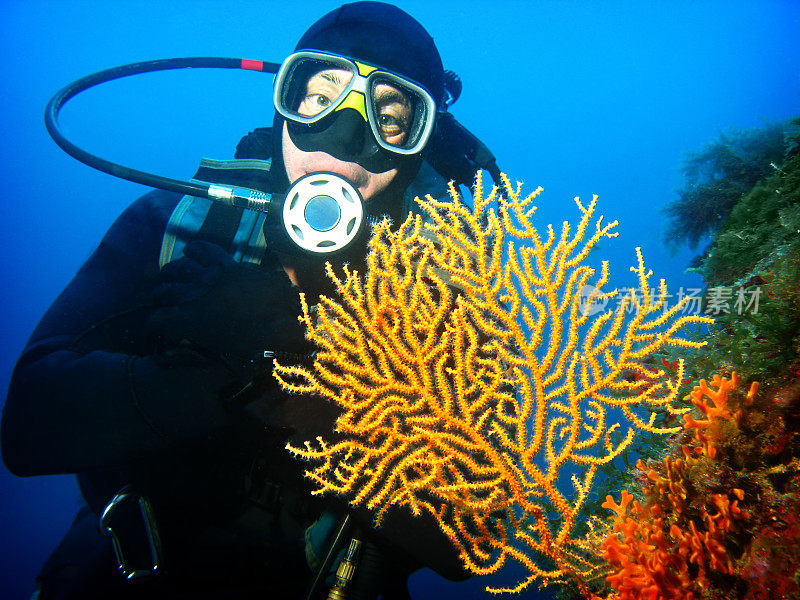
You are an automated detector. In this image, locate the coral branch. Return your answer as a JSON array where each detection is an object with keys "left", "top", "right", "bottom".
[{"left": 274, "top": 172, "right": 711, "bottom": 593}]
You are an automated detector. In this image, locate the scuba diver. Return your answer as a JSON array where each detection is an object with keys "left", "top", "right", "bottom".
[{"left": 1, "top": 2, "right": 498, "bottom": 599}]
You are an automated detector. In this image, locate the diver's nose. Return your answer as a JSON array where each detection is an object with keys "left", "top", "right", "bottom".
[{"left": 326, "top": 109, "right": 369, "bottom": 161}]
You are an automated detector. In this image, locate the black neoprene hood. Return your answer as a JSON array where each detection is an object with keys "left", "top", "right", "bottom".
[{"left": 294, "top": 1, "right": 446, "bottom": 107}]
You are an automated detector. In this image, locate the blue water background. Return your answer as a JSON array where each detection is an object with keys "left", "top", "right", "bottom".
[{"left": 1, "top": 0, "right": 798, "bottom": 597}]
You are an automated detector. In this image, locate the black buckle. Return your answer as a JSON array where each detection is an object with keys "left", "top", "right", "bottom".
[{"left": 100, "top": 486, "right": 164, "bottom": 580}]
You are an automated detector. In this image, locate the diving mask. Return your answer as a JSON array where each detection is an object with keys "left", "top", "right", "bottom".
[{"left": 274, "top": 51, "right": 437, "bottom": 156}]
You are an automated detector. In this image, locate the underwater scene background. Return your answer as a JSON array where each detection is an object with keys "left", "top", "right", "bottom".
[{"left": 1, "top": 0, "right": 798, "bottom": 598}]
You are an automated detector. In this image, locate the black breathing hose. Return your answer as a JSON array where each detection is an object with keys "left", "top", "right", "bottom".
[
  {"left": 45, "top": 56, "right": 503, "bottom": 204},
  {"left": 43, "top": 57, "right": 279, "bottom": 204}
]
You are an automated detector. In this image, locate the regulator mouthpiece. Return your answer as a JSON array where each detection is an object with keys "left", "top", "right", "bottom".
[{"left": 281, "top": 172, "right": 365, "bottom": 255}]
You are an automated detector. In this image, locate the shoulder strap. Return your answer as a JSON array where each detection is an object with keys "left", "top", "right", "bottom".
[{"left": 159, "top": 158, "right": 272, "bottom": 268}]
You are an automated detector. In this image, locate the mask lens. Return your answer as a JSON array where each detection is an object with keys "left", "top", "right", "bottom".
[
  {"left": 276, "top": 54, "right": 355, "bottom": 122},
  {"left": 368, "top": 75, "right": 434, "bottom": 153}
]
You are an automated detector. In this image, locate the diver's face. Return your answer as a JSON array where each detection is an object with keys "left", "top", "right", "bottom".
[{"left": 282, "top": 67, "right": 415, "bottom": 202}]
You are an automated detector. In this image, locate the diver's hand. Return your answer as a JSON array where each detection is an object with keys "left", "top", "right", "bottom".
[{"left": 146, "top": 240, "right": 309, "bottom": 380}]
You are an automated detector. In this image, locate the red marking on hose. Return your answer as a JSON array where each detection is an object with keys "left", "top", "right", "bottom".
[{"left": 241, "top": 59, "right": 264, "bottom": 71}]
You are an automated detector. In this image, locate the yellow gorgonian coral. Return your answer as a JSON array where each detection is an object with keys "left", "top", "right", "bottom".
[{"left": 274, "top": 172, "right": 712, "bottom": 595}]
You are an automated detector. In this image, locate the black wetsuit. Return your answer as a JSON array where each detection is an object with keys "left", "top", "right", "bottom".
[{"left": 1, "top": 131, "right": 467, "bottom": 599}]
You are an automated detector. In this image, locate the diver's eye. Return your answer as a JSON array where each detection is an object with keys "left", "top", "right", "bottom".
[
  {"left": 298, "top": 93, "right": 333, "bottom": 117},
  {"left": 371, "top": 81, "right": 413, "bottom": 146},
  {"left": 379, "top": 113, "right": 398, "bottom": 127},
  {"left": 295, "top": 68, "right": 352, "bottom": 118},
  {"left": 377, "top": 112, "right": 408, "bottom": 144},
  {"left": 379, "top": 113, "right": 404, "bottom": 132}
]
